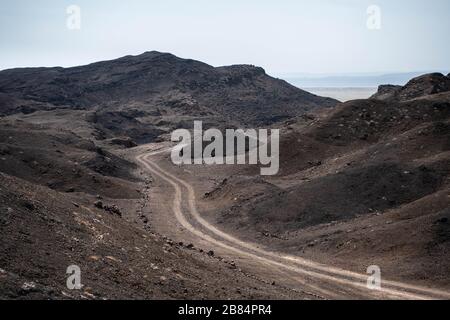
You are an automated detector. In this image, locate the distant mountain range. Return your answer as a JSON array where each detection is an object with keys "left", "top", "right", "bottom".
[{"left": 279, "top": 72, "right": 450, "bottom": 88}]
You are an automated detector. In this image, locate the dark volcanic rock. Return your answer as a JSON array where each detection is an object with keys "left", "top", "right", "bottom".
[
  {"left": 398, "top": 73, "right": 450, "bottom": 100},
  {"left": 0, "top": 51, "right": 338, "bottom": 127},
  {"left": 370, "top": 84, "right": 402, "bottom": 101},
  {"left": 372, "top": 73, "right": 450, "bottom": 102},
  {"left": 87, "top": 110, "right": 164, "bottom": 144},
  {"left": 110, "top": 137, "right": 138, "bottom": 148}
]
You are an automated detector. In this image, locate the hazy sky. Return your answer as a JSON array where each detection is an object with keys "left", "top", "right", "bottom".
[{"left": 0, "top": 0, "right": 449, "bottom": 75}]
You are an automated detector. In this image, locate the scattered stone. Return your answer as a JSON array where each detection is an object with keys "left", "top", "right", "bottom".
[
  {"left": 0, "top": 146, "right": 11, "bottom": 155},
  {"left": 150, "top": 263, "right": 159, "bottom": 270},
  {"left": 104, "top": 204, "right": 122, "bottom": 216},
  {"left": 436, "top": 217, "right": 448, "bottom": 224},
  {"left": 88, "top": 255, "right": 101, "bottom": 261},
  {"left": 20, "top": 281, "right": 37, "bottom": 294},
  {"left": 207, "top": 250, "right": 215, "bottom": 257},
  {"left": 110, "top": 137, "right": 137, "bottom": 148},
  {"left": 82, "top": 291, "right": 96, "bottom": 299},
  {"left": 105, "top": 256, "right": 121, "bottom": 263},
  {"left": 94, "top": 200, "right": 103, "bottom": 209},
  {"left": 21, "top": 200, "right": 35, "bottom": 211}
]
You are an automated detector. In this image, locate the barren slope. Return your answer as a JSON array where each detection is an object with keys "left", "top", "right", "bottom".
[{"left": 200, "top": 73, "right": 450, "bottom": 287}]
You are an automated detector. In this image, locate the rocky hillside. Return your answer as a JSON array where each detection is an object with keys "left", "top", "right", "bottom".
[
  {"left": 205, "top": 73, "right": 450, "bottom": 287},
  {"left": 371, "top": 73, "right": 450, "bottom": 101},
  {"left": 0, "top": 171, "right": 299, "bottom": 299},
  {"left": 0, "top": 51, "right": 337, "bottom": 138},
  {"left": 1, "top": 52, "right": 330, "bottom": 300}
]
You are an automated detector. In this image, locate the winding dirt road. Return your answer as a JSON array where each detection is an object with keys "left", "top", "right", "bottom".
[{"left": 136, "top": 146, "right": 450, "bottom": 300}]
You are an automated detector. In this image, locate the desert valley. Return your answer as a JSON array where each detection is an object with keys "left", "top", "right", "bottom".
[{"left": 0, "top": 52, "right": 449, "bottom": 299}]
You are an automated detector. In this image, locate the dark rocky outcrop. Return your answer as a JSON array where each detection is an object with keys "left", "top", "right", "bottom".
[{"left": 372, "top": 73, "right": 450, "bottom": 102}]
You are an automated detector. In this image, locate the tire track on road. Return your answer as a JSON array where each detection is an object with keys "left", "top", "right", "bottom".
[{"left": 136, "top": 148, "right": 450, "bottom": 300}]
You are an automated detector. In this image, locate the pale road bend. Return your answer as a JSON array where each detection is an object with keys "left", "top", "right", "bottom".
[{"left": 136, "top": 146, "right": 450, "bottom": 300}]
